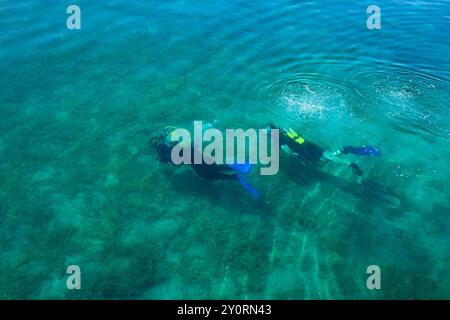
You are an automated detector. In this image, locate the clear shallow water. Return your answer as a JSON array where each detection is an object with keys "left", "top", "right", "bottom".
[{"left": 0, "top": 0, "right": 449, "bottom": 299}]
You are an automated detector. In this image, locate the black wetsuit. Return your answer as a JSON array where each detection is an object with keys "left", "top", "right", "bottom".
[
  {"left": 279, "top": 133, "right": 325, "bottom": 164},
  {"left": 269, "top": 124, "right": 364, "bottom": 176},
  {"left": 278, "top": 127, "right": 363, "bottom": 176},
  {"left": 154, "top": 141, "right": 237, "bottom": 180},
  {"left": 189, "top": 146, "right": 237, "bottom": 180},
  {"left": 155, "top": 142, "right": 173, "bottom": 164},
  {"left": 190, "top": 162, "right": 237, "bottom": 180}
]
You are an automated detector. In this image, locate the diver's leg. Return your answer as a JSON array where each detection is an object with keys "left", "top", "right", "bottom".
[
  {"left": 322, "top": 151, "right": 363, "bottom": 176},
  {"left": 322, "top": 150, "right": 351, "bottom": 166},
  {"left": 215, "top": 164, "right": 239, "bottom": 180},
  {"left": 195, "top": 163, "right": 237, "bottom": 180},
  {"left": 216, "top": 172, "right": 238, "bottom": 180}
]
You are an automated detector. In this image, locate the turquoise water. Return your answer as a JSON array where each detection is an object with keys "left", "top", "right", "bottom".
[{"left": 1, "top": 0, "right": 449, "bottom": 299}]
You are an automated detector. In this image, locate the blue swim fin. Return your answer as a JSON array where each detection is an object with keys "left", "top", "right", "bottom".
[
  {"left": 228, "top": 163, "right": 253, "bottom": 175},
  {"left": 342, "top": 145, "right": 381, "bottom": 157},
  {"left": 236, "top": 175, "right": 260, "bottom": 200}
]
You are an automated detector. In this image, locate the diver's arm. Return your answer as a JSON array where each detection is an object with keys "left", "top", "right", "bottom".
[
  {"left": 281, "top": 144, "right": 298, "bottom": 157},
  {"left": 266, "top": 125, "right": 297, "bottom": 157}
]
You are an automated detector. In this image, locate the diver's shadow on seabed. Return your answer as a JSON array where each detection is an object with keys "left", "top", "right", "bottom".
[
  {"left": 165, "top": 167, "right": 268, "bottom": 213},
  {"left": 282, "top": 155, "right": 407, "bottom": 212}
]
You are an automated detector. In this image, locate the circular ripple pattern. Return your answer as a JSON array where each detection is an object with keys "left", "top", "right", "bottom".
[
  {"left": 258, "top": 73, "right": 367, "bottom": 145},
  {"left": 353, "top": 65, "right": 450, "bottom": 141}
]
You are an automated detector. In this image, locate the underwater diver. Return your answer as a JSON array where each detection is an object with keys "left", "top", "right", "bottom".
[
  {"left": 150, "top": 126, "right": 260, "bottom": 199},
  {"left": 268, "top": 123, "right": 380, "bottom": 177}
]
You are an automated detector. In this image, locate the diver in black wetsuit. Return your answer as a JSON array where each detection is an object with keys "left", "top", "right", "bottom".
[
  {"left": 271, "top": 123, "right": 325, "bottom": 164},
  {"left": 150, "top": 127, "right": 237, "bottom": 181},
  {"left": 269, "top": 123, "right": 375, "bottom": 176},
  {"left": 150, "top": 126, "right": 261, "bottom": 199}
]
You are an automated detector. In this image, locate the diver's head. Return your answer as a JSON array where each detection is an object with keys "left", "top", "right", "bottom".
[
  {"left": 150, "top": 126, "right": 177, "bottom": 148},
  {"left": 149, "top": 131, "right": 167, "bottom": 148},
  {"left": 149, "top": 135, "right": 164, "bottom": 148},
  {"left": 150, "top": 127, "right": 178, "bottom": 164}
]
